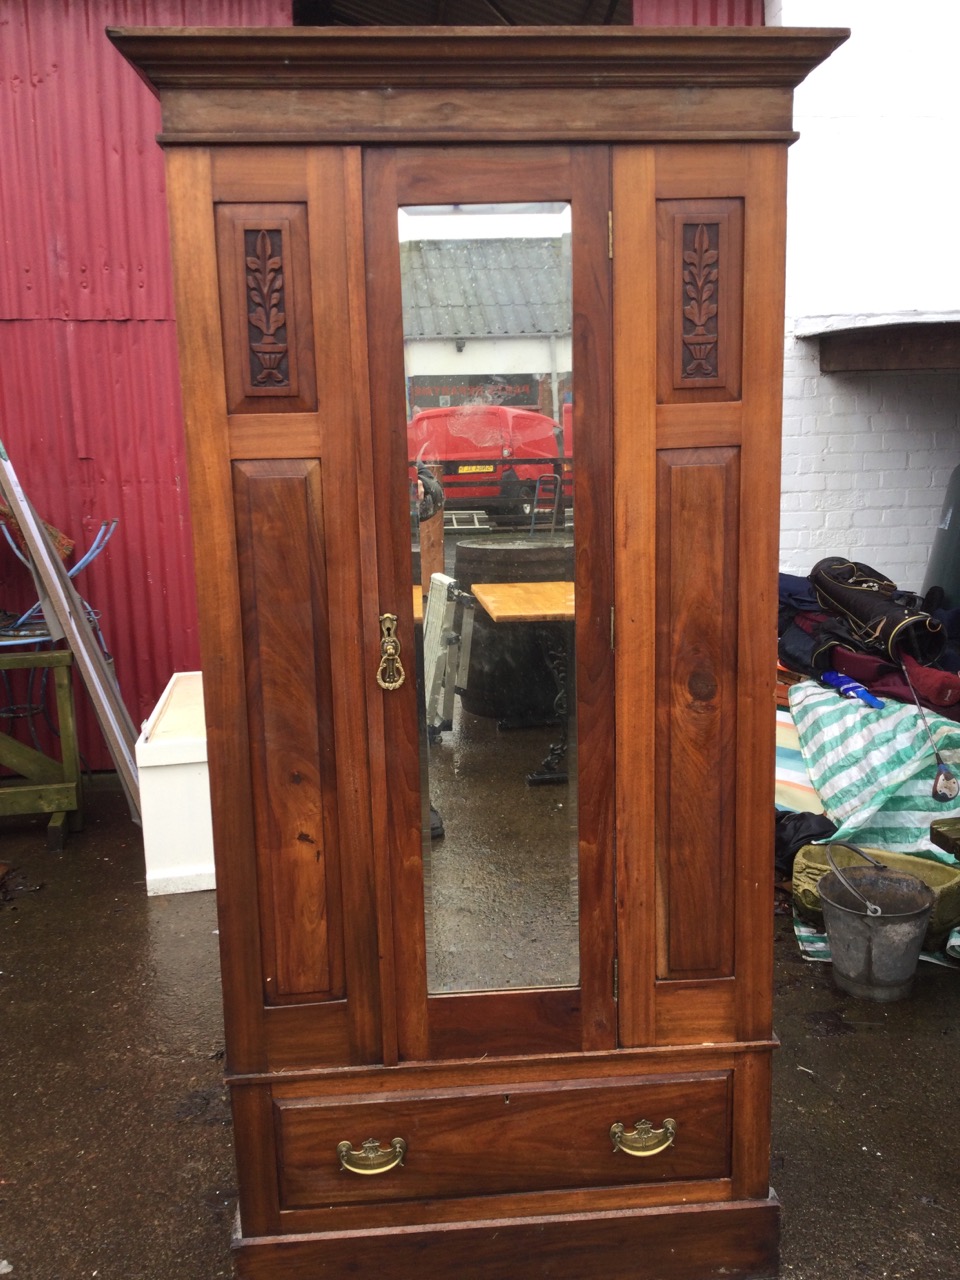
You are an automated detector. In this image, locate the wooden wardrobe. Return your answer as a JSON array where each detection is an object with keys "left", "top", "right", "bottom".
[{"left": 113, "top": 25, "right": 844, "bottom": 1279}]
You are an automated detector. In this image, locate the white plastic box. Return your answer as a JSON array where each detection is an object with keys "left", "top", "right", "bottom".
[{"left": 135, "top": 671, "right": 216, "bottom": 895}]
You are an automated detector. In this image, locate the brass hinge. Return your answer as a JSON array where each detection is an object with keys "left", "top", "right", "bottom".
[
  {"left": 610, "top": 605, "right": 615, "bottom": 650},
  {"left": 613, "top": 957, "right": 619, "bottom": 1001},
  {"left": 608, "top": 210, "right": 613, "bottom": 259}
]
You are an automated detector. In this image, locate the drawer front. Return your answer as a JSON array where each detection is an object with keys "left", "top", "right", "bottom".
[{"left": 274, "top": 1071, "right": 731, "bottom": 1209}]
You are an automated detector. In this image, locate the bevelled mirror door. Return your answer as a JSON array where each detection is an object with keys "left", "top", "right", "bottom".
[
  {"left": 364, "top": 147, "right": 616, "bottom": 1061},
  {"left": 400, "top": 201, "right": 578, "bottom": 996}
]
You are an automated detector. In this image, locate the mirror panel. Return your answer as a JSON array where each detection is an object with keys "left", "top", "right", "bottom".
[{"left": 400, "top": 203, "right": 579, "bottom": 995}]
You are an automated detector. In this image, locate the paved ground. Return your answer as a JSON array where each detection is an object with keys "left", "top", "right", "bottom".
[{"left": 2, "top": 777, "right": 959, "bottom": 1279}]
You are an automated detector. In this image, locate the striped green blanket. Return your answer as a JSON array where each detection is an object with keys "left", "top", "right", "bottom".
[{"left": 788, "top": 679, "right": 960, "bottom": 866}]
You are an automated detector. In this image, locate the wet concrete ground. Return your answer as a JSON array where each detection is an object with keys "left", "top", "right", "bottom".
[{"left": 2, "top": 776, "right": 960, "bottom": 1280}]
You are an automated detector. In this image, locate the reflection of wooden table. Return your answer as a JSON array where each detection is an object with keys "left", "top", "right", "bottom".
[
  {"left": 470, "top": 580, "right": 574, "bottom": 624},
  {"left": 471, "top": 581, "right": 574, "bottom": 786}
]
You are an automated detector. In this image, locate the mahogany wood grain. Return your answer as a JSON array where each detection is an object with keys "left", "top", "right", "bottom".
[
  {"left": 612, "top": 143, "right": 659, "bottom": 1050},
  {"left": 138, "top": 85, "right": 806, "bottom": 148},
  {"left": 274, "top": 1072, "right": 731, "bottom": 1209},
  {"left": 427, "top": 988, "right": 582, "bottom": 1061},
  {"left": 227, "top": 413, "right": 322, "bottom": 460},
  {"left": 261, "top": 1003, "right": 352, "bottom": 1073},
  {"left": 335, "top": 143, "right": 401, "bottom": 1072},
  {"left": 110, "top": 27, "right": 848, "bottom": 95},
  {"left": 297, "top": 146, "right": 386, "bottom": 1066},
  {"left": 164, "top": 145, "right": 269, "bottom": 1075},
  {"left": 262, "top": 1039, "right": 777, "bottom": 1098},
  {"left": 170, "top": 144, "right": 391, "bottom": 1076},
  {"left": 230, "top": 1083, "right": 282, "bottom": 1240},
  {"left": 361, "top": 146, "right": 432, "bottom": 1065},
  {"left": 655, "top": 399, "right": 742, "bottom": 449},
  {"left": 276, "top": 1176, "right": 738, "bottom": 1237},
  {"left": 569, "top": 142, "right": 617, "bottom": 1055},
  {"left": 211, "top": 147, "right": 309, "bottom": 201},
  {"left": 730, "top": 1043, "right": 775, "bottom": 1201},
  {"left": 654, "top": 980, "right": 736, "bottom": 1047},
  {"left": 232, "top": 459, "right": 344, "bottom": 1002},
  {"left": 733, "top": 142, "right": 789, "bottom": 1043},
  {"left": 654, "top": 446, "right": 739, "bottom": 982},
  {"left": 119, "top": 27, "right": 846, "bottom": 1278},
  {"left": 233, "top": 1199, "right": 780, "bottom": 1280}
]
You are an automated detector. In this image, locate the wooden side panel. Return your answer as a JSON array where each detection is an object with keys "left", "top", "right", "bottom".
[
  {"left": 165, "top": 146, "right": 269, "bottom": 1073},
  {"left": 166, "top": 145, "right": 386, "bottom": 1084},
  {"left": 616, "top": 143, "right": 781, "bottom": 1049},
  {"left": 654, "top": 447, "right": 739, "bottom": 980},
  {"left": 233, "top": 459, "right": 344, "bottom": 1002}
]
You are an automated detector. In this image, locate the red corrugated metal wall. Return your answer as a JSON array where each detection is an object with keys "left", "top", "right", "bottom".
[
  {"left": 0, "top": 0, "right": 291, "bottom": 770},
  {"left": 0, "top": 0, "right": 762, "bottom": 774}
]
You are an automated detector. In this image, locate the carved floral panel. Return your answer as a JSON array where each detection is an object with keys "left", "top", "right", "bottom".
[
  {"left": 656, "top": 199, "right": 743, "bottom": 403},
  {"left": 216, "top": 204, "right": 317, "bottom": 415}
]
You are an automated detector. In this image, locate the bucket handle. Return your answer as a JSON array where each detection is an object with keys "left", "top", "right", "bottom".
[{"left": 823, "top": 841, "right": 886, "bottom": 917}]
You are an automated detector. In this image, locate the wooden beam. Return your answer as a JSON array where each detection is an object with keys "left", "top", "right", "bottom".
[{"left": 819, "top": 323, "right": 960, "bottom": 373}]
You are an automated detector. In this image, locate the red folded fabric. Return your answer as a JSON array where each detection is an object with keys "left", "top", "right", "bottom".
[{"left": 831, "top": 647, "right": 960, "bottom": 719}]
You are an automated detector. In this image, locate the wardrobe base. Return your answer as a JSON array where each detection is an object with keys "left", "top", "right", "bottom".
[{"left": 233, "top": 1195, "right": 780, "bottom": 1280}]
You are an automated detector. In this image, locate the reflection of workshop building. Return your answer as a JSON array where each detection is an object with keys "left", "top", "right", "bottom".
[{"left": 400, "top": 235, "right": 572, "bottom": 421}]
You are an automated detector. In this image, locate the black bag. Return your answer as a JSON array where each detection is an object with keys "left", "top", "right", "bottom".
[
  {"left": 416, "top": 463, "right": 445, "bottom": 521},
  {"left": 810, "top": 557, "right": 945, "bottom": 666}
]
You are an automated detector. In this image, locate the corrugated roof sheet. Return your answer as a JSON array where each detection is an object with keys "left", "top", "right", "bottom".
[
  {"left": 401, "top": 238, "right": 571, "bottom": 340},
  {"left": 293, "top": 0, "right": 635, "bottom": 25},
  {"left": 289, "top": 0, "right": 761, "bottom": 25}
]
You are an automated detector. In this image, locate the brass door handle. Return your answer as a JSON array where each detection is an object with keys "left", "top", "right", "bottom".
[
  {"left": 610, "top": 1118, "right": 677, "bottom": 1157},
  {"left": 376, "top": 613, "right": 405, "bottom": 690},
  {"left": 337, "top": 1136, "right": 407, "bottom": 1175}
]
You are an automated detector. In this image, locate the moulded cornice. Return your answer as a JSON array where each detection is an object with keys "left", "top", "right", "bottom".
[{"left": 109, "top": 26, "right": 849, "bottom": 95}]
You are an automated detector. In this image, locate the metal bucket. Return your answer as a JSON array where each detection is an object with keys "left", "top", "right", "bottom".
[{"left": 818, "top": 841, "right": 936, "bottom": 1002}]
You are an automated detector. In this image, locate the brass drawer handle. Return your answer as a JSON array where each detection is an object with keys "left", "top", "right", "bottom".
[
  {"left": 610, "top": 1118, "right": 677, "bottom": 1158},
  {"left": 376, "top": 613, "right": 405, "bottom": 690},
  {"left": 337, "top": 1136, "right": 407, "bottom": 1175}
]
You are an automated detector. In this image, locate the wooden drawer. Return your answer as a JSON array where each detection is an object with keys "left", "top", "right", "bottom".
[{"left": 274, "top": 1071, "right": 731, "bottom": 1209}]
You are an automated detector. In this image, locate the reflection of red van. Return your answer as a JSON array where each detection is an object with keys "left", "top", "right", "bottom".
[{"left": 408, "top": 404, "right": 572, "bottom": 521}]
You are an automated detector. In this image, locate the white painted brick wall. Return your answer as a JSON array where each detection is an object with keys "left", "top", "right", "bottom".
[{"left": 778, "top": 335, "right": 960, "bottom": 592}]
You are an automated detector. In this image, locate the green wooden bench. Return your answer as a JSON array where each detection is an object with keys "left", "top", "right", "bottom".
[{"left": 0, "top": 650, "right": 83, "bottom": 850}]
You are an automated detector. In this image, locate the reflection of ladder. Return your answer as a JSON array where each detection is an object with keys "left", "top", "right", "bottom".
[
  {"left": 529, "top": 473, "right": 562, "bottom": 534},
  {"left": 423, "top": 573, "right": 475, "bottom": 737},
  {"left": 444, "top": 510, "right": 488, "bottom": 532}
]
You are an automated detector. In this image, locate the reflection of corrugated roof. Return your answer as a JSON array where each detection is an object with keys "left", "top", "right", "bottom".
[
  {"left": 400, "top": 238, "right": 571, "bottom": 339},
  {"left": 293, "top": 0, "right": 764, "bottom": 28},
  {"left": 294, "top": 0, "right": 635, "bottom": 27}
]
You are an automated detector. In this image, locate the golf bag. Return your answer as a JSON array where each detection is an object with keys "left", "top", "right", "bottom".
[{"left": 810, "top": 557, "right": 944, "bottom": 666}]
